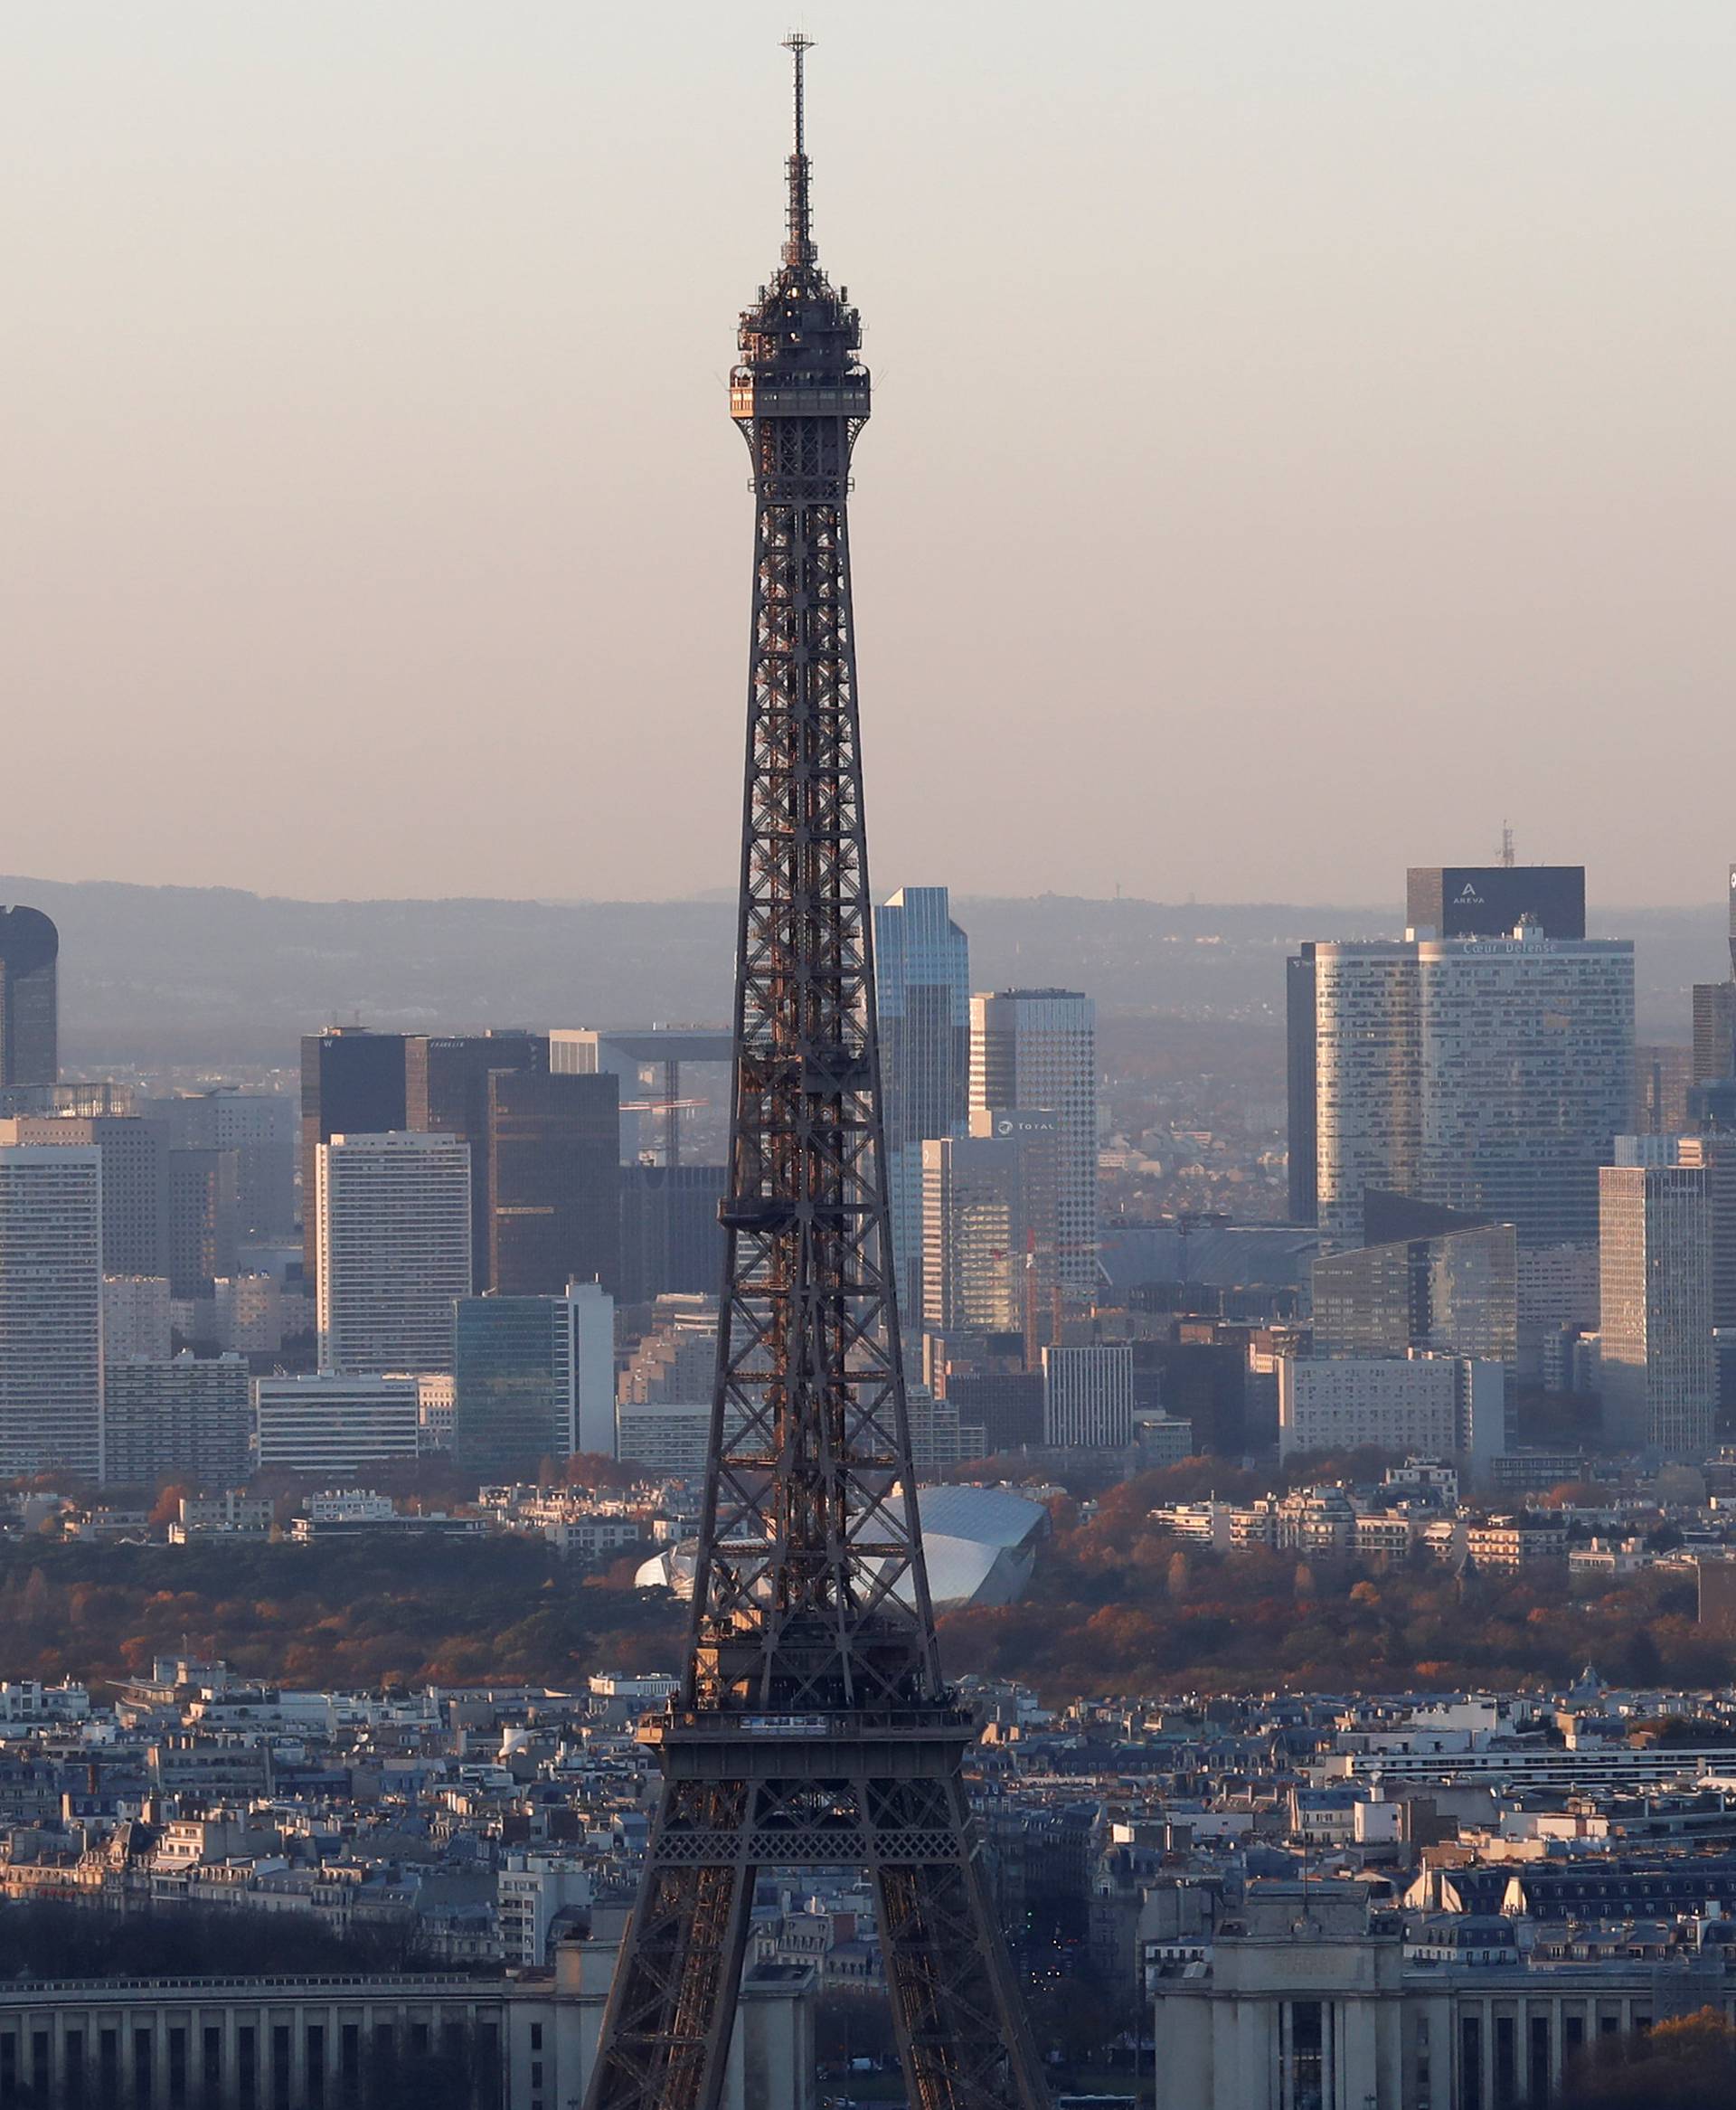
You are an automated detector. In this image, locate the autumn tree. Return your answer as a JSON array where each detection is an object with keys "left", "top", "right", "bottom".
[{"left": 1554, "top": 2008, "right": 1736, "bottom": 2109}]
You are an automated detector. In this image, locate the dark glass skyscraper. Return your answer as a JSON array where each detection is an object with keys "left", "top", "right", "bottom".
[
  {"left": 168, "top": 1147, "right": 241, "bottom": 1299},
  {"left": 0, "top": 907, "right": 58, "bottom": 1088},
  {"left": 618, "top": 1162, "right": 726, "bottom": 1306},
  {"left": 487, "top": 1070, "right": 620, "bottom": 1296},
  {"left": 1405, "top": 865, "right": 1586, "bottom": 940},
  {"left": 453, "top": 1296, "right": 570, "bottom": 1482},
  {"left": 406, "top": 1031, "right": 543, "bottom": 1289}
]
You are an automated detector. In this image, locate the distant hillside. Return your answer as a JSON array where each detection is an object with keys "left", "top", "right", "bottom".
[{"left": 0, "top": 877, "right": 1716, "bottom": 1069}]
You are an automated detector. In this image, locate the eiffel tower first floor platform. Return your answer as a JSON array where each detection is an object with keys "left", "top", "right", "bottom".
[{"left": 584, "top": 1705, "right": 1051, "bottom": 2110}]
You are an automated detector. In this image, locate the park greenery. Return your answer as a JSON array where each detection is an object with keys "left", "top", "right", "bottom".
[{"left": 0, "top": 1460, "right": 1730, "bottom": 1699}]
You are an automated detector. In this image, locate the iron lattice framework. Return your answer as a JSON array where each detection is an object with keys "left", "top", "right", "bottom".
[{"left": 582, "top": 38, "right": 1048, "bottom": 2110}]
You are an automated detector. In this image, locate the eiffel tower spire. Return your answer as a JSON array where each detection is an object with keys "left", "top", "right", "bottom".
[{"left": 581, "top": 37, "right": 1048, "bottom": 2110}]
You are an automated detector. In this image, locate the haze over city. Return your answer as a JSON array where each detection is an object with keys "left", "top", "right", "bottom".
[
  {"left": 8, "top": 1, "right": 1733, "bottom": 904},
  {"left": 9, "top": 14, "right": 1736, "bottom": 2110}
]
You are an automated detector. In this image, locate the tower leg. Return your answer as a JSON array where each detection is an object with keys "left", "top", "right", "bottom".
[
  {"left": 869, "top": 1779, "right": 1050, "bottom": 2110},
  {"left": 585, "top": 1782, "right": 755, "bottom": 2110}
]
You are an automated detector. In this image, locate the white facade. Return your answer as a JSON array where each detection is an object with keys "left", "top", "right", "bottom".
[
  {"left": 615, "top": 1398, "right": 731, "bottom": 1477},
  {"left": 254, "top": 1373, "right": 421, "bottom": 1478},
  {"left": 1155, "top": 1884, "right": 1693, "bottom": 2110},
  {"left": 496, "top": 1852, "right": 592, "bottom": 1969},
  {"left": 316, "top": 1132, "right": 470, "bottom": 1375},
  {"left": 0, "top": 1145, "right": 103, "bottom": 1479},
  {"left": 1598, "top": 1162, "right": 1714, "bottom": 1455},
  {"left": 306, "top": 1489, "right": 395, "bottom": 1521},
  {"left": 1278, "top": 1354, "right": 1505, "bottom": 1471},
  {"left": 565, "top": 1281, "right": 617, "bottom": 1456},
  {"left": 212, "top": 1272, "right": 295, "bottom": 1354},
  {"left": 0, "top": 1952, "right": 815, "bottom": 2110},
  {"left": 968, "top": 989, "right": 1098, "bottom": 1299},
  {"left": 1314, "top": 932, "right": 1634, "bottom": 1248},
  {"left": 1042, "top": 1342, "right": 1133, "bottom": 1448},
  {"left": 418, "top": 1371, "right": 456, "bottom": 1451}
]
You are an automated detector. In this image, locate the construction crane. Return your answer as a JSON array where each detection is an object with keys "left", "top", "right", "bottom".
[{"left": 617, "top": 1095, "right": 708, "bottom": 1166}]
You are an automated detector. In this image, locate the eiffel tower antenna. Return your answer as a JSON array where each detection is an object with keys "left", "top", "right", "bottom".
[{"left": 581, "top": 35, "right": 1047, "bottom": 2110}]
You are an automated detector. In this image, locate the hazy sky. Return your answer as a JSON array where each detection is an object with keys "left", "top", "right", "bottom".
[{"left": 6, "top": 3, "right": 1733, "bottom": 905}]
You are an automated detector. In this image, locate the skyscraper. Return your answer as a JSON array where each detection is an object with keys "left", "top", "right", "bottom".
[
  {"left": 406, "top": 1032, "right": 543, "bottom": 1289},
  {"left": 1312, "top": 930, "right": 1634, "bottom": 1248},
  {"left": 102, "top": 1273, "right": 172, "bottom": 1363},
  {"left": 1285, "top": 948, "right": 1321, "bottom": 1225},
  {"left": 1288, "top": 863, "right": 1590, "bottom": 1226},
  {"left": 1676, "top": 1131, "right": 1736, "bottom": 1335},
  {"left": 1689, "top": 865, "right": 1736, "bottom": 1086},
  {"left": 315, "top": 1131, "right": 470, "bottom": 1375},
  {"left": 300, "top": 1029, "right": 409, "bottom": 1288},
  {"left": 874, "top": 885, "right": 970, "bottom": 1318},
  {"left": 453, "top": 1281, "right": 615, "bottom": 1481},
  {"left": 0, "top": 1145, "right": 102, "bottom": 1479},
  {"left": 618, "top": 1162, "right": 726, "bottom": 1305},
  {"left": 152, "top": 1089, "right": 297, "bottom": 1239},
  {"left": 1405, "top": 865, "right": 1587, "bottom": 941},
  {"left": 167, "top": 1146, "right": 240, "bottom": 1298},
  {"left": 1042, "top": 1341, "right": 1134, "bottom": 1448},
  {"left": 486, "top": 1070, "right": 620, "bottom": 1296},
  {"left": 254, "top": 1372, "right": 423, "bottom": 1477},
  {"left": 920, "top": 1110, "right": 1060, "bottom": 1336},
  {"left": 1599, "top": 1163, "right": 1714, "bottom": 1456},
  {"left": 0, "top": 907, "right": 58, "bottom": 1088},
  {"left": 0, "top": 1114, "right": 167, "bottom": 1276},
  {"left": 1692, "top": 983, "right": 1736, "bottom": 1088},
  {"left": 969, "top": 989, "right": 1098, "bottom": 1301},
  {"left": 102, "top": 1353, "right": 251, "bottom": 1487},
  {"left": 1311, "top": 1201, "right": 1518, "bottom": 1372}
]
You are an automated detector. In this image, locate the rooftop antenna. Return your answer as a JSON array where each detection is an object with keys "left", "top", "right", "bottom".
[
  {"left": 782, "top": 30, "right": 815, "bottom": 270},
  {"left": 1499, "top": 822, "right": 1515, "bottom": 869}
]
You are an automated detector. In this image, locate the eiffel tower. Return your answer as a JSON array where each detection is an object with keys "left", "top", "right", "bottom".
[{"left": 581, "top": 35, "right": 1050, "bottom": 2110}]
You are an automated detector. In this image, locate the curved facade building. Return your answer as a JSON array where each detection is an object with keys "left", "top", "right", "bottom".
[
  {"left": 0, "top": 906, "right": 58, "bottom": 1087},
  {"left": 637, "top": 1481, "right": 1050, "bottom": 1613}
]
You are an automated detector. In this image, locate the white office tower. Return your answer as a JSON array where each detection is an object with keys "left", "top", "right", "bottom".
[
  {"left": 873, "top": 887, "right": 970, "bottom": 1322},
  {"left": 315, "top": 1132, "right": 470, "bottom": 1375},
  {"left": 920, "top": 1111, "right": 1060, "bottom": 1334},
  {"left": 1278, "top": 1353, "right": 1505, "bottom": 1475},
  {"left": 1599, "top": 1163, "right": 1714, "bottom": 1456},
  {"left": 969, "top": 989, "right": 1098, "bottom": 1301},
  {"left": 253, "top": 1372, "right": 422, "bottom": 1477},
  {"left": 0, "top": 1146, "right": 103, "bottom": 1479},
  {"left": 1313, "top": 931, "right": 1634, "bottom": 1248},
  {"left": 564, "top": 1281, "right": 617, "bottom": 1456},
  {"left": 1042, "top": 1341, "right": 1133, "bottom": 1448}
]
